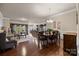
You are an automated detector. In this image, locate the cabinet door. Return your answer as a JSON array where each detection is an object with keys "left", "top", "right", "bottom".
[{"left": 64, "top": 34, "right": 76, "bottom": 49}]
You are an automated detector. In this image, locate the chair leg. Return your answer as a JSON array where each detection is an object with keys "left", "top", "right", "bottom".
[
  {"left": 46, "top": 40, "right": 48, "bottom": 47},
  {"left": 43, "top": 41, "right": 44, "bottom": 46},
  {"left": 38, "top": 41, "right": 43, "bottom": 49},
  {"left": 38, "top": 40, "right": 40, "bottom": 48},
  {"left": 50, "top": 40, "right": 52, "bottom": 43},
  {"left": 38, "top": 40, "right": 41, "bottom": 47},
  {"left": 43, "top": 40, "right": 47, "bottom": 47},
  {"left": 47, "top": 40, "right": 48, "bottom": 45}
]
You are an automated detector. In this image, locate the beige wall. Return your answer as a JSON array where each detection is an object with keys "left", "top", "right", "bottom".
[
  {"left": 0, "top": 11, "right": 10, "bottom": 30},
  {"left": 54, "top": 11, "right": 76, "bottom": 32},
  {"left": 46, "top": 10, "right": 77, "bottom": 39},
  {"left": 55, "top": 11, "right": 77, "bottom": 39},
  {"left": 3, "top": 18, "right": 10, "bottom": 28},
  {"left": 0, "top": 11, "right": 3, "bottom": 30},
  {"left": 10, "top": 20, "right": 28, "bottom": 24},
  {"left": 46, "top": 23, "right": 53, "bottom": 29},
  {"left": 78, "top": 5, "right": 79, "bottom": 42},
  {"left": 77, "top": 4, "right": 79, "bottom": 55}
]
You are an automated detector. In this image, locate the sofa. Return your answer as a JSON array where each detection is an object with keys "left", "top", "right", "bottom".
[{"left": 0, "top": 32, "right": 17, "bottom": 51}]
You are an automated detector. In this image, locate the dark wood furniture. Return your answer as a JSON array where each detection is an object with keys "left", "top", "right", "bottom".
[
  {"left": 38, "top": 31, "right": 48, "bottom": 48},
  {"left": 49, "top": 31, "right": 60, "bottom": 45},
  {"left": 38, "top": 31, "right": 60, "bottom": 48},
  {"left": 37, "top": 24, "right": 46, "bottom": 32},
  {"left": 63, "top": 32, "right": 77, "bottom": 56}
]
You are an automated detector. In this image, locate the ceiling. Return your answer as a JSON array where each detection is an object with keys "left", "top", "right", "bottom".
[{"left": 0, "top": 3, "right": 76, "bottom": 23}]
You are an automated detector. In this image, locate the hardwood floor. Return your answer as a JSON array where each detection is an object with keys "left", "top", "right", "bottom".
[
  {"left": 0, "top": 32, "right": 70, "bottom": 56},
  {"left": 0, "top": 39, "right": 65, "bottom": 56}
]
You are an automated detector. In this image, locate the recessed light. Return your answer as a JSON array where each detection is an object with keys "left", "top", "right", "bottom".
[
  {"left": 16, "top": 18, "right": 27, "bottom": 21},
  {"left": 20, "top": 18, "right": 27, "bottom": 21}
]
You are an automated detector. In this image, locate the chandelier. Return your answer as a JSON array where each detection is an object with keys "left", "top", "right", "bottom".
[
  {"left": 47, "top": 19, "right": 53, "bottom": 23},
  {"left": 46, "top": 8, "right": 53, "bottom": 23}
]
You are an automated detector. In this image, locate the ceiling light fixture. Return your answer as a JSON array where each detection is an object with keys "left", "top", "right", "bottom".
[
  {"left": 46, "top": 8, "right": 53, "bottom": 23},
  {"left": 21, "top": 18, "right": 27, "bottom": 21},
  {"left": 47, "top": 19, "right": 53, "bottom": 23}
]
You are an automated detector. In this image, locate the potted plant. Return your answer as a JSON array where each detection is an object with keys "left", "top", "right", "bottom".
[{"left": 47, "top": 28, "right": 53, "bottom": 34}]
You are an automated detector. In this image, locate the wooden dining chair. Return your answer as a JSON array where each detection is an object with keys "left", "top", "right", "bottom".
[
  {"left": 53, "top": 31, "right": 60, "bottom": 45},
  {"left": 49, "top": 31, "right": 60, "bottom": 44},
  {"left": 38, "top": 32, "right": 48, "bottom": 48}
]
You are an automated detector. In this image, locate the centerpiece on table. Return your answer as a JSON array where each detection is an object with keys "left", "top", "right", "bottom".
[{"left": 47, "top": 28, "right": 53, "bottom": 35}]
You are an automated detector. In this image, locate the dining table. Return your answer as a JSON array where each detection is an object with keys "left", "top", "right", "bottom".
[{"left": 42, "top": 32, "right": 60, "bottom": 47}]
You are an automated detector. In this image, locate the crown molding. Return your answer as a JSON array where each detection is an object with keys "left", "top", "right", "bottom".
[{"left": 51, "top": 8, "right": 76, "bottom": 18}]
